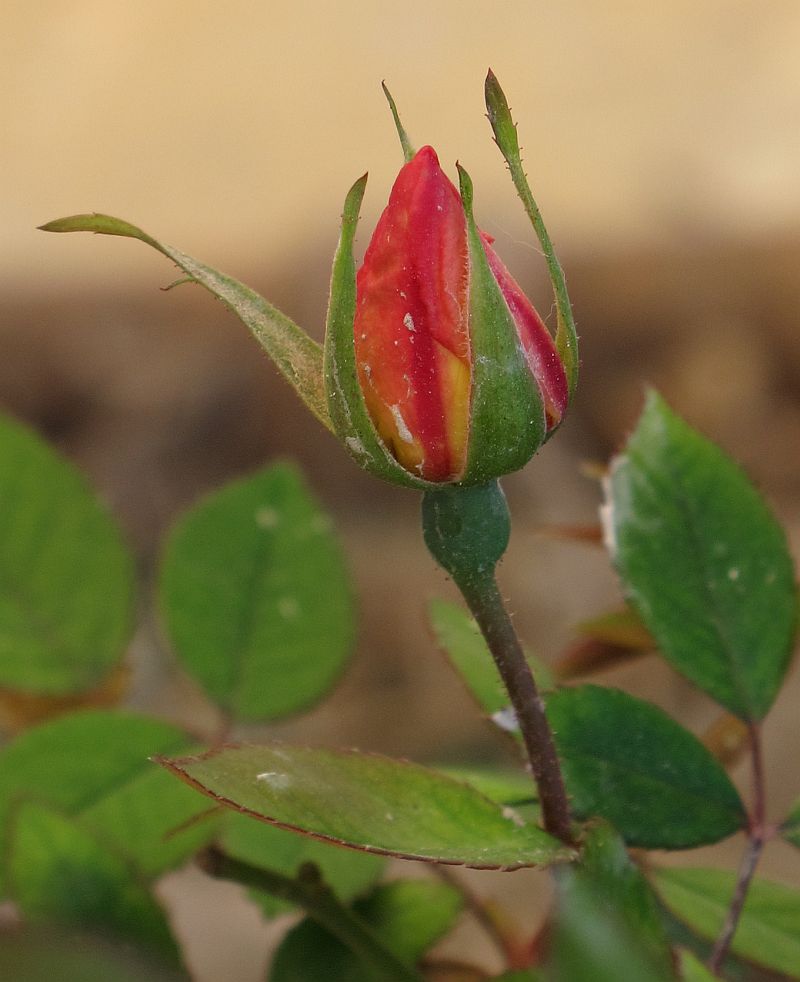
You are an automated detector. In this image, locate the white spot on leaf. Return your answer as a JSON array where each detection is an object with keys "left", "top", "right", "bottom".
[
  {"left": 502, "top": 805, "right": 525, "bottom": 828},
  {"left": 256, "top": 507, "right": 279, "bottom": 529},
  {"left": 278, "top": 597, "right": 300, "bottom": 619},
  {"left": 256, "top": 771, "right": 291, "bottom": 790}
]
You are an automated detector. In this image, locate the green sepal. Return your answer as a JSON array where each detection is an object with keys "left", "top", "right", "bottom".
[
  {"left": 422, "top": 481, "right": 510, "bottom": 586},
  {"left": 457, "top": 164, "right": 547, "bottom": 485},
  {"left": 381, "top": 82, "right": 415, "bottom": 163},
  {"left": 323, "top": 175, "right": 433, "bottom": 490},
  {"left": 40, "top": 214, "right": 332, "bottom": 431},
  {"left": 484, "top": 70, "right": 579, "bottom": 401}
]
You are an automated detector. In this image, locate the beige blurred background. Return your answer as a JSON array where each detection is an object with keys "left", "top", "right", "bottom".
[{"left": 3, "top": 2, "right": 800, "bottom": 979}]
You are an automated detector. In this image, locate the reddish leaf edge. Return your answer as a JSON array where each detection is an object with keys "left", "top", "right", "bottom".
[{"left": 153, "top": 742, "right": 575, "bottom": 871}]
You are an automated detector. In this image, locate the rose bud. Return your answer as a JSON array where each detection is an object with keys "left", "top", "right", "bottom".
[{"left": 325, "top": 141, "right": 574, "bottom": 490}]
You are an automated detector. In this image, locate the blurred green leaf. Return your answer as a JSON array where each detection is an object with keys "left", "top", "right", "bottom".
[
  {"left": 159, "top": 744, "right": 574, "bottom": 869},
  {"left": 677, "top": 949, "right": 717, "bottom": 981},
  {"left": 781, "top": 797, "right": 800, "bottom": 850},
  {"left": 493, "top": 972, "right": 543, "bottom": 981},
  {"left": 547, "top": 686, "right": 746, "bottom": 848},
  {"left": 604, "top": 391, "right": 797, "bottom": 720},
  {"left": 429, "top": 599, "right": 552, "bottom": 729},
  {"left": 220, "top": 812, "right": 384, "bottom": 918},
  {"left": 576, "top": 822, "right": 673, "bottom": 973},
  {"left": 0, "top": 927, "right": 185, "bottom": 982},
  {"left": 435, "top": 766, "right": 536, "bottom": 806},
  {"left": 40, "top": 214, "right": 331, "bottom": 431},
  {"left": 655, "top": 867, "right": 800, "bottom": 977},
  {"left": 550, "top": 863, "right": 674, "bottom": 982},
  {"left": 0, "top": 413, "right": 134, "bottom": 695},
  {"left": 7, "top": 803, "right": 183, "bottom": 968},
  {"left": 271, "top": 880, "right": 462, "bottom": 982},
  {"left": 574, "top": 608, "right": 654, "bottom": 650},
  {"left": 160, "top": 463, "right": 354, "bottom": 722},
  {"left": 0, "top": 710, "right": 214, "bottom": 895}
]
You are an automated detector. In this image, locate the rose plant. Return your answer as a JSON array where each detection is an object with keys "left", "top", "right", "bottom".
[{"left": 0, "top": 71, "right": 796, "bottom": 980}]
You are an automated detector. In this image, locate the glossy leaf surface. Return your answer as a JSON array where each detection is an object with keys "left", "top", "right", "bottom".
[
  {"left": 159, "top": 744, "right": 573, "bottom": 869},
  {"left": 547, "top": 686, "right": 746, "bottom": 848},
  {"left": 604, "top": 391, "right": 797, "bottom": 719}
]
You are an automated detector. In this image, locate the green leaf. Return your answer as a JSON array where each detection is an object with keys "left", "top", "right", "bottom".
[
  {"left": 655, "top": 867, "right": 800, "bottom": 977},
  {"left": 159, "top": 463, "right": 354, "bottom": 722},
  {"left": 483, "top": 70, "right": 578, "bottom": 400},
  {"left": 0, "top": 413, "right": 134, "bottom": 695},
  {"left": 781, "top": 797, "right": 800, "bottom": 850},
  {"left": 429, "top": 598, "right": 552, "bottom": 724},
  {"left": 0, "top": 710, "right": 214, "bottom": 896},
  {"left": 677, "top": 949, "right": 718, "bottom": 981},
  {"left": 435, "top": 765, "right": 536, "bottom": 806},
  {"left": 547, "top": 686, "right": 746, "bottom": 848},
  {"left": 604, "top": 391, "right": 797, "bottom": 720},
  {"left": 575, "top": 822, "right": 673, "bottom": 974},
  {"left": 220, "top": 811, "right": 384, "bottom": 917},
  {"left": 271, "top": 880, "right": 462, "bottom": 982},
  {"left": 158, "top": 744, "right": 574, "bottom": 869},
  {"left": 7, "top": 802, "right": 183, "bottom": 967},
  {"left": 40, "top": 215, "right": 331, "bottom": 431},
  {"left": 550, "top": 865, "right": 674, "bottom": 982},
  {"left": 0, "top": 927, "right": 185, "bottom": 982}
]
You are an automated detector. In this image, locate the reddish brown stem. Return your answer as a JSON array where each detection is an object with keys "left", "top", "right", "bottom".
[
  {"left": 708, "top": 723, "right": 766, "bottom": 975},
  {"left": 456, "top": 572, "right": 574, "bottom": 845}
]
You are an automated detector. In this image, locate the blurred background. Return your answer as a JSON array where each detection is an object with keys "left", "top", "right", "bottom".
[{"left": 3, "top": 1, "right": 800, "bottom": 979}]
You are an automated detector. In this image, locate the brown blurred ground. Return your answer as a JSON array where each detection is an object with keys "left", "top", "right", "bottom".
[{"left": 3, "top": 3, "right": 800, "bottom": 979}]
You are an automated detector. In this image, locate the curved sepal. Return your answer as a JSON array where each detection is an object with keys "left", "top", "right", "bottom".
[
  {"left": 484, "top": 70, "right": 579, "bottom": 400},
  {"left": 381, "top": 82, "right": 415, "bottom": 163},
  {"left": 457, "top": 165, "right": 546, "bottom": 485},
  {"left": 39, "top": 214, "right": 332, "bottom": 431},
  {"left": 323, "top": 177, "right": 432, "bottom": 490}
]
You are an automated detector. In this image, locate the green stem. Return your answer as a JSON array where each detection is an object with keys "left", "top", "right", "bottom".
[
  {"left": 708, "top": 723, "right": 766, "bottom": 975},
  {"left": 422, "top": 481, "right": 573, "bottom": 845},
  {"left": 201, "top": 849, "right": 422, "bottom": 982}
]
